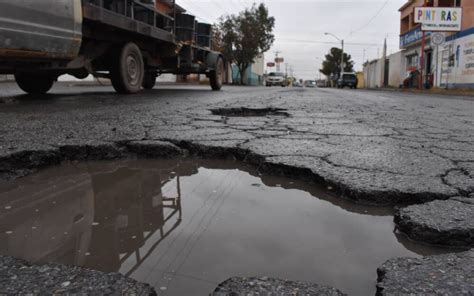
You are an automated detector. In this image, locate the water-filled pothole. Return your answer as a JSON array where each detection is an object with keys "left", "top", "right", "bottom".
[
  {"left": 0, "top": 158, "right": 452, "bottom": 295},
  {"left": 210, "top": 107, "right": 289, "bottom": 117}
]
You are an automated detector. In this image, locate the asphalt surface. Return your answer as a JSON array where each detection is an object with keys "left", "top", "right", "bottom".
[
  {"left": 1, "top": 83, "right": 472, "bottom": 203},
  {"left": 0, "top": 82, "right": 473, "bottom": 294},
  {"left": 212, "top": 277, "right": 345, "bottom": 296},
  {"left": 0, "top": 256, "right": 155, "bottom": 295}
]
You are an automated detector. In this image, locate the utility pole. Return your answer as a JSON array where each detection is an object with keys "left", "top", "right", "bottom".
[
  {"left": 274, "top": 50, "right": 282, "bottom": 72},
  {"left": 446, "top": 0, "right": 458, "bottom": 89},
  {"left": 419, "top": 0, "right": 427, "bottom": 89},
  {"left": 324, "top": 32, "right": 344, "bottom": 79},
  {"left": 340, "top": 39, "right": 344, "bottom": 76}
]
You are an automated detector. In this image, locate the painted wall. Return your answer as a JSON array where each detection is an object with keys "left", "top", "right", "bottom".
[
  {"left": 231, "top": 55, "right": 265, "bottom": 86},
  {"left": 437, "top": 28, "right": 474, "bottom": 88},
  {"left": 356, "top": 72, "right": 365, "bottom": 88}
]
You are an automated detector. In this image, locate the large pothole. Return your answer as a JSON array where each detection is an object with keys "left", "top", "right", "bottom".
[
  {"left": 210, "top": 107, "right": 290, "bottom": 117},
  {"left": 0, "top": 158, "right": 454, "bottom": 295}
]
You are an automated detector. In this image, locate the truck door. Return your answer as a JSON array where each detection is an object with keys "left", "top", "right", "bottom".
[{"left": 0, "top": 0, "right": 82, "bottom": 60}]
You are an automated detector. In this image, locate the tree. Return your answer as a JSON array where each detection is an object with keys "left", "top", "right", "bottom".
[
  {"left": 319, "top": 48, "right": 354, "bottom": 78},
  {"left": 217, "top": 3, "right": 275, "bottom": 85}
]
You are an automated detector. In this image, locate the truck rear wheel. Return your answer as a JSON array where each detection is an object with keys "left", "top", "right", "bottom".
[
  {"left": 110, "top": 43, "right": 144, "bottom": 94},
  {"left": 15, "top": 73, "right": 55, "bottom": 95},
  {"left": 209, "top": 57, "right": 224, "bottom": 91},
  {"left": 142, "top": 72, "right": 157, "bottom": 90}
]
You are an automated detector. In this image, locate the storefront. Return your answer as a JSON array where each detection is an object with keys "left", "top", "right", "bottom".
[
  {"left": 398, "top": 0, "right": 474, "bottom": 89},
  {"left": 400, "top": 26, "right": 433, "bottom": 87}
]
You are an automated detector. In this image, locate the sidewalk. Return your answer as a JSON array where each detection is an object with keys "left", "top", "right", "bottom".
[{"left": 364, "top": 86, "right": 474, "bottom": 99}]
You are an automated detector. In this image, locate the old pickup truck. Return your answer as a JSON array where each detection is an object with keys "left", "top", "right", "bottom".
[{"left": 0, "top": 0, "right": 224, "bottom": 94}]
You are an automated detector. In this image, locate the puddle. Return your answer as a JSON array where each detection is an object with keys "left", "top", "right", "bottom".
[
  {"left": 0, "top": 159, "right": 453, "bottom": 295},
  {"left": 210, "top": 107, "right": 289, "bottom": 117}
]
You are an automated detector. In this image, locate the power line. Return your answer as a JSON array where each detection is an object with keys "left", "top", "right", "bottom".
[
  {"left": 347, "top": 0, "right": 391, "bottom": 38},
  {"left": 178, "top": 1, "right": 214, "bottom": 23},
  {"left": 276, "top": 38, "right": 398, "bottom": 48}
]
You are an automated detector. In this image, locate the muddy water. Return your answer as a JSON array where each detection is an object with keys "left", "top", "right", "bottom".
[{"left": 0, "top": 159, "right": 451, "bottom": 295}]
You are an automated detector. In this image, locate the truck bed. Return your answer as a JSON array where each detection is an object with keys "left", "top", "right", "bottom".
[{"left": 82, "top": 0, "right": 175, "bottom": 44}]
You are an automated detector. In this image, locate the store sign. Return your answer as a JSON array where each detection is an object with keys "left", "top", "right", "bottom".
[
  {"left": 431, "top": 32, "right": 446, "bottom": 45},
  {"left": 414, "top": 7, "right": 462, "bottom": 32},
  {"left": 267, "top": 62, "right": 275, "bottom": 67},
  {"left": 275, "top": 57, "right": 284, "bottom": 63},
  {"left": 400, "top": 27, "right": 430, "bottom": 48}
]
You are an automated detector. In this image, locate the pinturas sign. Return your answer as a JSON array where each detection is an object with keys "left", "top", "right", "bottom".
[{"left": 414, "top": 7, "right": 462, "bottom": 32}]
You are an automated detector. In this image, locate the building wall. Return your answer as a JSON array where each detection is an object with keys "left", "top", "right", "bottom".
[
  {"left": 252, "top": 55, "right": 265, "bottom": 76},
  {"left": 436, "top": 28, "right": 474, "bottom": 88},
  {"left": 356, "top": 72, "right": 365, "bottom": 88},
  {"left": 363, "top": 51, "right": 406, "bottom": 88},
  {"left": 388, "top": 51, "right": 404, "bottom": 87},
  {"left": 364, "top": 60, "right": 379, "bottom": 88},
  {"left": 231, "top": 55, "right": 265, "bottom": 86},
  {"left": 400, "top": 0, "right": 426, "bottom": 35},
  {"left": 460, "top": 1, "right": 474, "bottom": 30}
]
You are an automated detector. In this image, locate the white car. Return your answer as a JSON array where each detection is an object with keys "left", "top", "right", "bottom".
[{"left": 266, "top": 72, "right": 286, "bottom": 87}]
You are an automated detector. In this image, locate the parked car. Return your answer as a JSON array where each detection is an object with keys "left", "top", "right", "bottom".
[
  {"left": 337, "top": 73, "right": 358, "bottom": 89},
  {"left": 304, "top": 80, "right": 317, "bottom": 88},
  {"left": 316, "top": 80, "right": 327, "bottom": 88},
  {"left": 266, "top": 72, "right": 286, "bottom": 87}
]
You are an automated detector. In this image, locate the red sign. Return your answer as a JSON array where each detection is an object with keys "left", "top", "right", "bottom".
[
  {"left": 267, "top": 62, "right": 275, "bottom": 67},
  {"left": 275, "top": 57, "right": 284, "bottom": 63}
]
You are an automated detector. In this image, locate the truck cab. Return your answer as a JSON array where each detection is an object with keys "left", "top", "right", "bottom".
[{"left": 0, "top": 0, "right": 83, "bottom": 60}]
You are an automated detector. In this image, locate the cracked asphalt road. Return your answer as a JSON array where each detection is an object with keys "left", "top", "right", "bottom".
[{"left": 1, "top": 83, "right": 472, "bottom": 204}]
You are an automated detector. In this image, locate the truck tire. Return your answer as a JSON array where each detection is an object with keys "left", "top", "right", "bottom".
[
  {"left": 209, "top": 57, "right": 224, "bottom": 91},
  {"left": 15, "top": 73, "right": 55, "bottom": 95},
  {"left": 142, "top": 72, "right": 157, "bottom": 90},
  {"left": 110, "top": 43, "right": 144, "bottom": 94}
]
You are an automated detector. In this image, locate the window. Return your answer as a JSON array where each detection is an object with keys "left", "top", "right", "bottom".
[
  {"left": 401, "top": 16, "right": 410, "bottom": 34},
  {"left": 406, "top": 55, "right": 419, "bottom": 70},
  {"left": 438, "top": 0, "right": 461, "bottom": 7}
]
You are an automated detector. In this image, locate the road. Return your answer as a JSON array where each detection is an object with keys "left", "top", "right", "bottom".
[
  {"left": 0, "top": 82, "right": 473, "bottom": 294},
  {"left": 1, "top": 82, "right": 472, "bottom": 203}
]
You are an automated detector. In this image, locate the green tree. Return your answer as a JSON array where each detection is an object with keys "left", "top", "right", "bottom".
[
  {"left": 217, "top": 3, "right": 275, "bottom": 85},
  {"left": 319, "top": 48, "right": 354, "bottom": 78}
]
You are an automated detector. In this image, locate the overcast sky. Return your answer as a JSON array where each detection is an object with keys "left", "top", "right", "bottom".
[{"left": 178, "top": 0, "right": 407, "bottom": 79}]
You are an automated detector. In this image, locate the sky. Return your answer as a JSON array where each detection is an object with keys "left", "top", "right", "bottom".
[{"left": 177, "top": 0, "right": 407, "bottom": 79}]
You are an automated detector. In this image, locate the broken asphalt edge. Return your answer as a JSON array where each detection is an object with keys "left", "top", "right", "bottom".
[{"left": 0, "top": 139, "right": 461, "bottom": 207}]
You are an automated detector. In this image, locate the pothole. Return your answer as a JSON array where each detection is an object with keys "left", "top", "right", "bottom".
[
  {"left": 0, "top": 158, "right": 453, "bottom": 295},
  {"left": 210, "top": 107, "right": 290, "bottom": 117}
]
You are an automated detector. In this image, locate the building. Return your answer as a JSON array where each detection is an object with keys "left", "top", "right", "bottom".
[
  {"left": 399, "top": 0, "right": 474, "bottom": 89},
  {"left": 231, "top": 55, "right": 265, "bottom": 86}
]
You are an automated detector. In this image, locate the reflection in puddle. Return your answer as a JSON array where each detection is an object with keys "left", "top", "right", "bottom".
[{"left": 0, "top": 159, "right": 452, "bottom": 295}]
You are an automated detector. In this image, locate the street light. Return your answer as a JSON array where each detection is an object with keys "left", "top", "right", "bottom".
[{"left": 325, "top": 32, "right": 344, "bottom": 78}]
